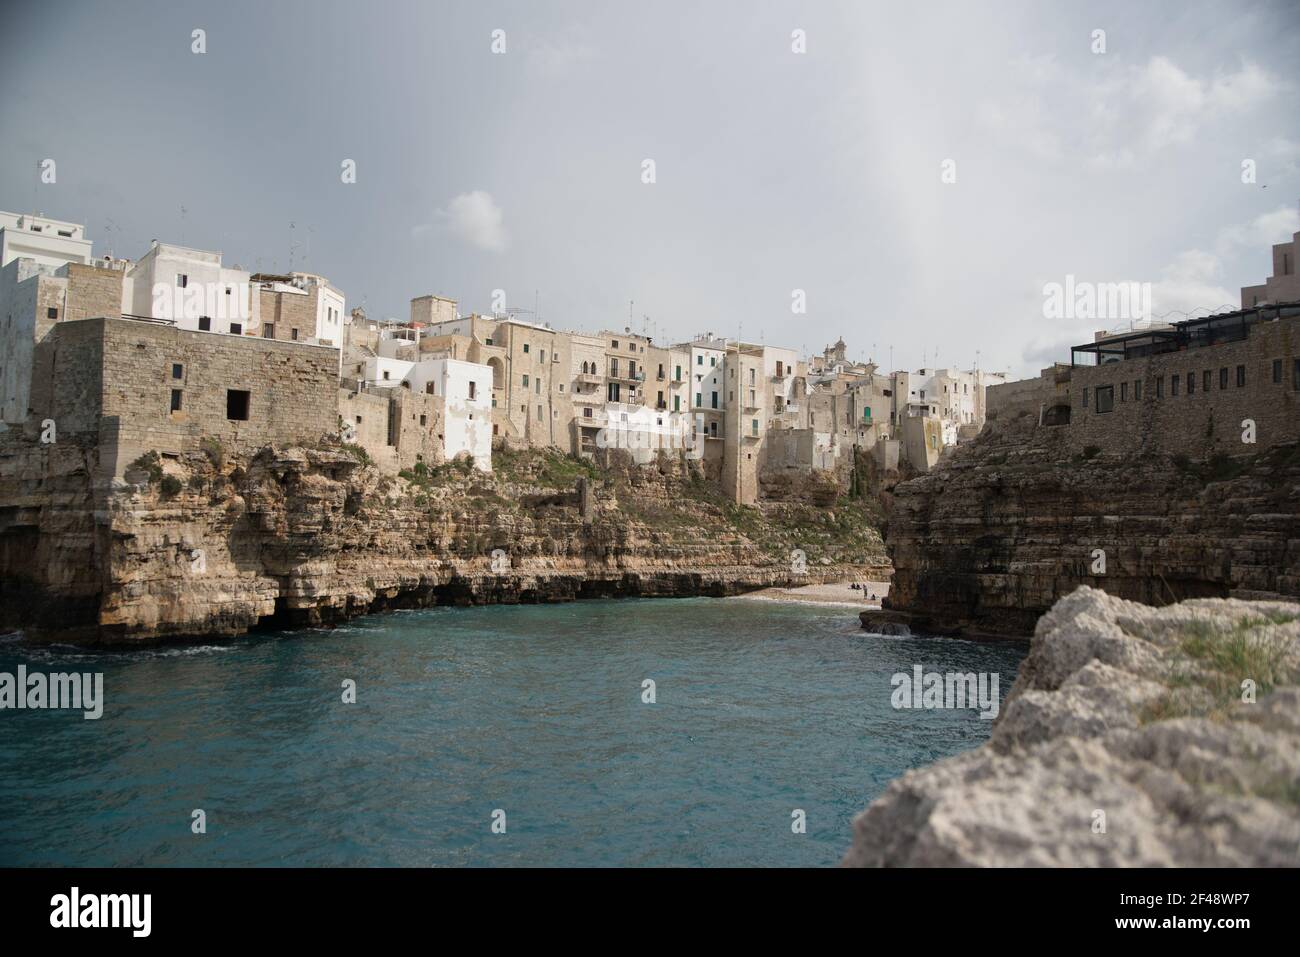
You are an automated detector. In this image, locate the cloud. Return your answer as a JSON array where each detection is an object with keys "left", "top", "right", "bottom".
[
  {"left": 1151, "top": 206, "right": 1298, "bottom": 319},
  {"left": 526, "top": 26, "right": 597, "bottom": 77},
  {"left": 977, "top": 55, "right": 1286, "bottom": 168},
  {"left": 420, "top": 190, "right": 508, "bottom": 252}
]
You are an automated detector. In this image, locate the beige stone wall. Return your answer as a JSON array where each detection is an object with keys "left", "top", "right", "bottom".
[
  {"left": 63, "top": 263, "right": 125, "bottom": 324},
  {"left": 34, "top": 317, "right": 339, "bottom": 477},
  {"left": 988, "top": 315, "right": 1299, "bottom": 456},
  {"left": 1240, "top": 231, "right": 1300, "bottom": 307},
  {"left": 1069, "top": 316, "right": 1298, "bottom": 455},
  {"left": 257, "top": 287, "right": 316, "bottom": 342}
]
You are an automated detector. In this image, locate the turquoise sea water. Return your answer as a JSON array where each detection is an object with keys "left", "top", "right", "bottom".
[{"left": 0, "top": 598, "right": 1025, "bottom": 867}]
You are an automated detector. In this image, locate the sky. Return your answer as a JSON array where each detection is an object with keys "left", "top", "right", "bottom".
[{"left": 1, "top": 0, "right": 1298, "bottom": 378}]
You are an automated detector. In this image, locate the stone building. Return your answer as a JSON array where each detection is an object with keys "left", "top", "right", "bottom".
[
  {"left": 1, "top": 212, "right": 128, "bottom": 423},
  {"left": 252, "top": 272, "right": 346, "bottom": 349},
  {"left": 414, "top": 307, "right": 575, "bottom": 452},
  {"left": 29, "top": 316, "right": 339, "bottom": 479},
  {"left": 987, "top": 302, "right": 1300, "bottom": 457},
  {"left": 1241, "top": 229, "right": 1300, "bottom": 308}
]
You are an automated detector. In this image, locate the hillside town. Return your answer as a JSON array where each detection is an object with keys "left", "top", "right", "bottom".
[{"left": 0, "top": 209, "right": 1012, "bottom": 503}]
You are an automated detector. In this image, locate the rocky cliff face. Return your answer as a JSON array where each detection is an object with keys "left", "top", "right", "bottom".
[
  {"left": 844, "top": 587, "right": 1300, "bottom": 866},
  {"left": 881, "top": 407, "right": 1300, "bottom": 637},
  {"left": 0, "top": 434, "right": 889, "bottom": 644}
]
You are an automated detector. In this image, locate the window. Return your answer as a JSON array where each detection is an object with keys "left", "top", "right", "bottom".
[
  {"left": 1171, "top": 375, "right": 1179, "bottom": 396},
  {"left": 226, "top": 389, "right": 250, "bottom": 421},
  {"left": 751, "top": 419, "right": 759, "bottom": 436},
  {"left": 263, "top": 323, "right": 275, "bottom": 338},
  {"left": 1120, "top": 382, "right": 1127, "bottom": 402},
  {"left": 383, "top": 370, "right": 391, "bottom": 380},
  {"left": 611, "top": 340, "right": 619, "bottom": 349},
  {"left": 1274, "top": 359, "right": 1283, "bottom": 383},
  {"left": 1134, "top": 379, "right": 1142, "bottom": 401},
  {"left": 709, "top": 357, "right": 716, "bottom": 367},
  {"left": 522, "top": 374, "right": 530, "bottom": 387},
  {"left": 419, "top": 414, "right": 427, "bottom": 426},
  {"left": 291, "top": 328, "right": 299, "bottom": 341},
  {"left": 172, "top": 363, "right": 183, "bottom": 379},
  {"left": 1186, "top": 372, "right": 1194, "bottom": 395},
  {"left": 1095, "top": 385, "right": 1114, "bottom": 413},
  {"left": 537, "top": 405, "right": 543, "bottom": 420},
  {"left": 540, "top": 350, "right": 545, "bottom": 362},
  {"left": 1082, "top": 388, "right": 1089, "bottom": 409},
  {"left": 47, "top": 307, "right": 58, "bottom": 320},
  {"left": 535, "top": 379, "right": 541, "bottom": 394},
  {"left": 697, "top": 355, "right": 703, "bottom": 365},
  {"left": 675, "top": 365, "right": 681, "bottom": 380},
  {"left": 1203, "top": 370, "right": 1211, "bottom": 392},
  {"left": 1220, "top": 367, "right": 1229, "bottom": 389},
  {"left": 176, "top": 274, "right": 188, "bottom": 288},
  {"left": 170, "top": 389, "right": 183, "bottom": 412},
  {"left": 558, "top": 384, "right": 564, "bottom": 393},
  {"left": 695, "top": 392, "right": 702, "bottom": 407},
  {"left": 229, "top": 323, "right": 242, "bottom": 335},
  {"left": 198, "top": 317, "right": 211, "bottom": 332},
  {"left": 673, "top": 396, "right": 680, "bottom": 411},
  {"left": 1155, "top": 376, "right": 1163, "bottom": 398},
  {"left": 711, "top": 391, "right": 718, "bottom": 409},
  {"left": 523, "top": 343, "right": 530, "bottom": 353},
  {"left": 583, "top": 407, "right": 593, "bottom": 418},
  {"left": 468, "top": 381, "right": 477, "bottom": 400},
  {"left": 1236, "top": 365, "right": 1246, "bottom": 387}
]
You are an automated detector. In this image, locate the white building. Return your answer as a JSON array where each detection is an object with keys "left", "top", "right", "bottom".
[
  {"left": 124, "top": 241, "right": 253, "bottom": 334},
  {"left": 290, "top": 271, "right": 346, "bottom": 346},
  {"left": 0, "top": 211, "right": 92, "bottom": 270},
  {"left": 687, "top": 334, "right": 727, "bottom": 409},
  {"left": 356, "top": 346, "right": 493, "bottom": 472}
]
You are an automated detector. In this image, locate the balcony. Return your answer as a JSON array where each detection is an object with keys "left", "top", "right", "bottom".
[
  {"left": 572, "top": 391, "right": 603, "bottom": 405},
  {"left": 609, "top": 369, "right": 646, "bottom": 383},
  {"left": 574, "top": 372, "right": 603, "bottom": 386}
]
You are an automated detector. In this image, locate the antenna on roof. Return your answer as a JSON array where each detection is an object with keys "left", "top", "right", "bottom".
[{"left": 179, "top": 206, "right": 187, "bottom": 246}]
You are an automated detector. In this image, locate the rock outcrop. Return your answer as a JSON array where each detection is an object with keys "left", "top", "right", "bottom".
[
  {"left": 0, "top": 435, "right": 890, "bottom": 644},
  {"left": 844, "top": 587, "right": 1300, "bottom": 866},
  {"left": 882, "top": 404, "right": 1300, "bottom": 637}
]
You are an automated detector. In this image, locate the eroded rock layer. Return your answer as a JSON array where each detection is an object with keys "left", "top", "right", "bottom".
[
  {"left": 0, "top": 434, "right": 889, "bottom": 644},
  {"left": 882, "top": 407, "right": 1300, "bottom": 637}
]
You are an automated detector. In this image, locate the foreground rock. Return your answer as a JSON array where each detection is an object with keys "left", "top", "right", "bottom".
[{"left": 844, "top": 587, "right": 1300, "bottom": 867}]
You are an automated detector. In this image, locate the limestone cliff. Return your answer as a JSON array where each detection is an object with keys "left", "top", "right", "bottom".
[
  {"left": 0, "top": 433, "right": 889, "bottom": 644},
  {"left": 845, "top": 587, "right": 1300, "bottom": 866},
  {"left": 880, "top": 405, "right": 1300, "bottom": 637}
]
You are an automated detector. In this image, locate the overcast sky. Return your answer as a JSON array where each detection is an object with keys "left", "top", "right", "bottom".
[{"left": 2, "top": 0, "right": 1297, "bottom": 377}]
